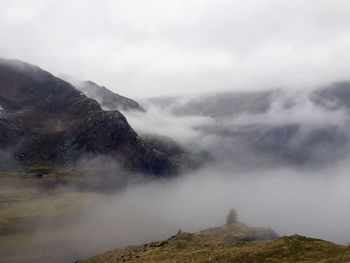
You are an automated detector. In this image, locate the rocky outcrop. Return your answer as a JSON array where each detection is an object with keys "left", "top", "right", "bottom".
[
  {"left": 0, "top": 58, "right": 183, "bottom": 175},
  {"left": 75, "top": 80, "right": 145, "bottom": 112}
]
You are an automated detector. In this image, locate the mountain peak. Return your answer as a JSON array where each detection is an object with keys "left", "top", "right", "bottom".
[{"left": 74, "top": 79, "right": 146, "bottom": 112}]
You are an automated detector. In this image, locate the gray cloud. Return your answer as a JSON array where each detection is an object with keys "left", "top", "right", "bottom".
[
  {"left": 2, "top": 2, "right": 350, "bottom": 262},
  {"left": 1, "top": 1, "right": 350, "bottom": 97}
]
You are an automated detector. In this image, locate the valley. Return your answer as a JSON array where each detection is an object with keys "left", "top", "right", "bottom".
[{"left": 1, "top": 59, "right": 350, "bottom": 262}]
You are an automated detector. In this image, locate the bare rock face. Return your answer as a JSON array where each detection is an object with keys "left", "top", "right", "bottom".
[
  {"left": 75, "top": 80, "right": 146, "bottom": 112},
  {"left": 0, "top": 58, "right": 182, "bottom": 175}
]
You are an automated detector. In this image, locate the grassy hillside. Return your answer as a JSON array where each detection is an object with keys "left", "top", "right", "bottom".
[{"left": 82, "top": 230, "right": 350, "bottom": 263}]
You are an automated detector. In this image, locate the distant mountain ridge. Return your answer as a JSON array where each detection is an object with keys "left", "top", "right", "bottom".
[
  {"left": 147, "top": 83, "right": 350, "bottom": 167},
  {"left": 147, "top": 90, "right": 276, "bottom": 117},
  {"left": 148, "top": 83, "right": 350, "bottom": 117}
]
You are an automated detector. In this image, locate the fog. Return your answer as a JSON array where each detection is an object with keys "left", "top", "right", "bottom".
[
  {"left": 124, "top": 105, "right": 214, "bottom": 145},
  {"left": 22, "top": 156, "right": 350, "bottom": 262},
  {"left": 76, "top": 163, "right": 350, "bottom": 246},
  {"left": 6, "top": 90, "right": 348, "bottom": 263},
  {"left": 2, "top": 1, "right": 350, "bottom": 262},
  {"left": 227, "top": 91, "right": 349, "bottom": 127}
]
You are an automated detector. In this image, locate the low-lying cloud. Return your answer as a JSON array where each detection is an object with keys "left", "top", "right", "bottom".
[
  {"left": 8, "top": 87, "right": 350, "bottom": 263},
  {"left": 18, "top": 159, "right": 350, "bottom": 263},
  {"left": 124, "top": 104, "right": 214, "bottom": 145}
]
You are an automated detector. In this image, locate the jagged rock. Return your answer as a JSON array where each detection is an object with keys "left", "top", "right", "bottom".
[
  {"left": 0, "top": 58, "right": 185, "bottom": 176},
  {"left": 75, "top": 80, "right": 145, "bottom": 112}
]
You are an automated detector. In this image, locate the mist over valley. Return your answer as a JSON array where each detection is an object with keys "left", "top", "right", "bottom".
[{"left": 1, "top": 1, "right": 350, "bottom": 262}]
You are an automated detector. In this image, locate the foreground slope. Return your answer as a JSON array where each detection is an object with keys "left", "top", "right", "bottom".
[{"left": 82, "top": 229, "right": 350, "bottom": 263}]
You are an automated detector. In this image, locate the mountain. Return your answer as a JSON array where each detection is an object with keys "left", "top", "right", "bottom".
[
  {"left": 312, "top": 81, "right": 350, "bottom": 111},
  {"left": 81, "top": 225, "right": 350, "bottom": 263},
  {"left": 70, "top": 79, "right": 145, "bottom": 112},
  {"left": 148, "top": 90, "right": 276, "bottom": 117},
  {"left": 0, "top": 58, "right": 187, "bottom": 176},
  {"left": 147, "top": 85, "right": 350, "bottom": 167}
]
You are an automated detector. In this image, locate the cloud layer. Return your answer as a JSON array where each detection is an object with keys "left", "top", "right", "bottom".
[{"left": 1, "top": 0, "right": 350, "bottom": 97}]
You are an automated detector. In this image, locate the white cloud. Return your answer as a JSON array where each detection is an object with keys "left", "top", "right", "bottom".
[{"left": 1, "top": 0, "right": 350, "bottom": 97}]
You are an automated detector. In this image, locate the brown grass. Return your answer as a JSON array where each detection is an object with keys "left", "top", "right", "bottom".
[{"left": 82, "top": 231, "right": 350, "bottom": 263}]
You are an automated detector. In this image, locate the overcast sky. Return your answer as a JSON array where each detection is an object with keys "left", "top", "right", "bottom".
[{"left": 1, "top": 0, "right": 350, "bottom": 98}]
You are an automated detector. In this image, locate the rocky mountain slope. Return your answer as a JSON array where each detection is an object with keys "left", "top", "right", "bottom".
[
  {"left": 0, "top": 58, "right": 187, "bottom": 176},
  {"left": 81, "top": 224, "right": 350, "bottom": 263},
  {"left": 74, "top": 80, "right": 145, "bottom": 112}
]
